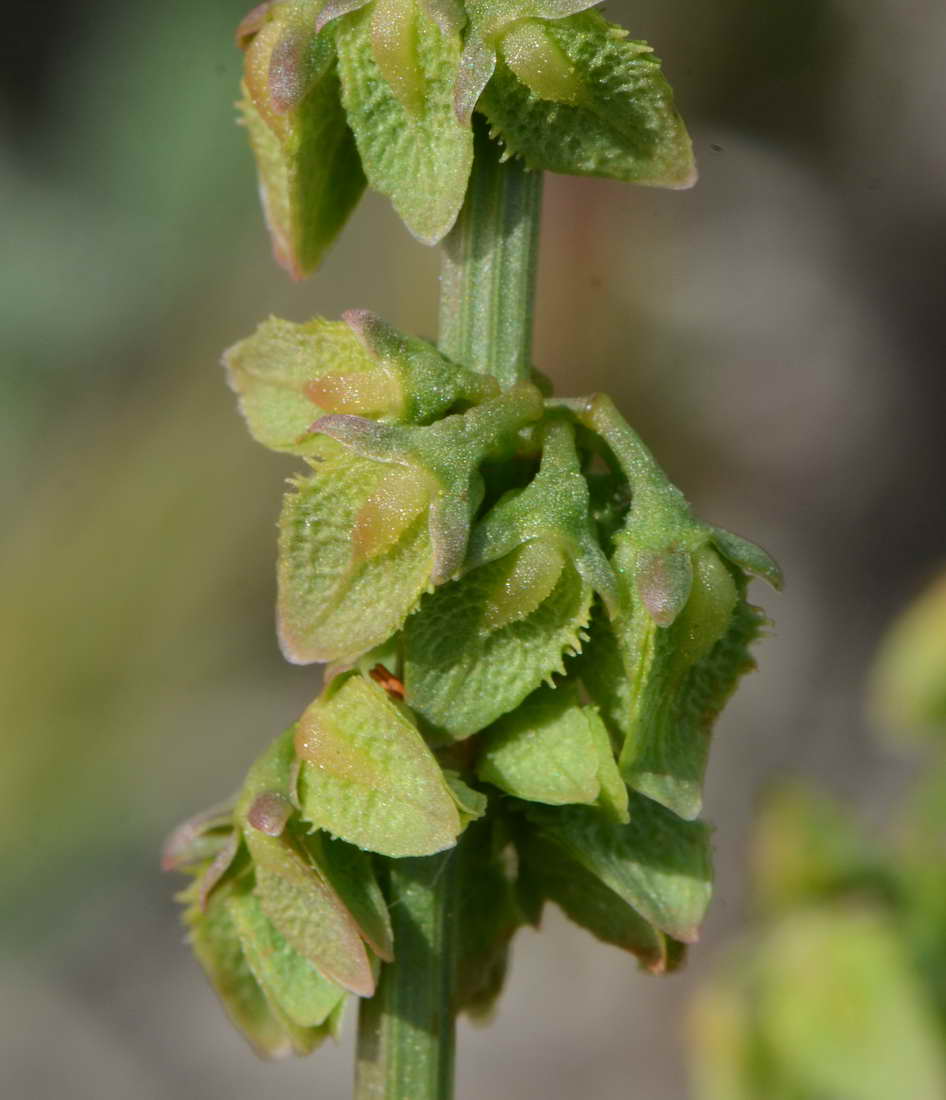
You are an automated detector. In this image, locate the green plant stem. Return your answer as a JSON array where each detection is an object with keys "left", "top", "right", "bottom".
[
  {"left": 354, "top": 850, "right": 459, "bottom": 1100},
  {"left": 354, "top": 124, "right": 544, "bottom": 1100},
  {"left": 438, "top": 116, "right": 544, "bottom": 389}
]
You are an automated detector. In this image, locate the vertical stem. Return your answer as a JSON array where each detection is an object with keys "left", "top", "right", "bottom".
[
  {"left": 355, "top": 123, "right": 543, "bottom": 1100},
  {"left": 355, "top": 850, "right": 459, "bottom": 1100},
  {"left": 439, "top": 116, "right": 544, "bottom": 388}
]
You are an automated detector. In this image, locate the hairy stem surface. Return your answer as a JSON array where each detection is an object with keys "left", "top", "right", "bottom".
[{"left": 438, "top": 117, "right": 543, "bottom": 389}]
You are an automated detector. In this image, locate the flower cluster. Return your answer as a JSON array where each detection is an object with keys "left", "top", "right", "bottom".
[
  {"left": 236, "top": 0, "right": 695, "bottom": 274},
  {"left": 168, "top": 311, "right": 779, "bottom": 1054}
]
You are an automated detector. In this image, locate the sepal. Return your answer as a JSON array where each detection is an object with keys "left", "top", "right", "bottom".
[
  {"left": 224, "top": 312, "right": 497, "bottom": 455},
  {"left": 294, "top": 671, "right": 465, "bottom": 855},
  {"left": 239, "top": 1, "right": 364, "bottom": 276}
]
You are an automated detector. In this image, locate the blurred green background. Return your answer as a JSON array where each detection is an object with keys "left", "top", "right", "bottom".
[{"left": 3, "top": 0, "right": 945, "bottom": 1096}]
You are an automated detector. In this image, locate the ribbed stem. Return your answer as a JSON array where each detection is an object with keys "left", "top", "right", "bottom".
[
  {"left": 354, "top": 122, "right": 543, "bottom": 1100},
  {"left": 438, "top": 117, "right": 543, "bottom": 388},
  {"left": 354, "top": 850, "right": 459, "bottom": 1100}
]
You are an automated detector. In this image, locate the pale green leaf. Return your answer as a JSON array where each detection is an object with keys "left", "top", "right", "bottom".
[
  {"left": 253, "top": 860, "right": 375, "bottom": 997},
  {"left": 525, "top": 795, "right": 713, "bottom": 943},
  {"left": 227, "top": 883, "right": 347, "bottom": 1029},
  {"left": 239, "top": 64, "right": 364, "bottom": 277},
  {"left": 295, "top": 672, "right": 462, "bottom": 856},
  {"left": 761, "top": 911, "right": 946, "bottom": 1100},
  {"left": 477, "top": 684, "right": 601, "bottom": 807},
  {"left": 404, "top": 548, "right": 593, "bottom": 739},
  {"left": 224, "top": 316, "right": 384, "bottom": 454},
  {"left": 309, "top": 833, "right": 394, "bottom": 960},
  {"left": 517, "top": 826, "right": 681, "bottom": 973},
  {"left": 480, "top": 13, "right": 695, "bottom": 188},
  {"left": 278, "top": 450, "right": 434, "bottom": 663},
  {"left": 336, "top": 3, "right": 472, "bottom": 243},
  {"left": 185, "top": 881, "right": 293, "bottom": 1058}
]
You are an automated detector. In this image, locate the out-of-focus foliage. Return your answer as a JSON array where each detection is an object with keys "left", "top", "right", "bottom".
[
  {"left": 689, "top": 576, "right": 946, "bottom": 1100},
  {"left": 871, "top": 570, "right": 946, "bottom": 740}
]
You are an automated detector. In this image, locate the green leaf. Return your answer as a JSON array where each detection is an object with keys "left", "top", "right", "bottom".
[
  {"left": 224, "top": 312, "right": 499, "bottom": 455},
  {"left": 464, "top": 418, "right": 618, "bottom": 614},
  {"left": 223, "top": 315, "right": 388, "bottom": 454},
  {"left": 870, "top": 569, "right": 946, "bottom": 741},
  {"left": 335, "top": 2, "right": 472, "bottom": 243},
  {"left": 184, "top": 880, "right": 296, "bottom": 1058},
  {"left": 587, "top": 707, "right": 629, "bottom": 823},
  {"left": 295, "top": 672, "right": 462, "bottom": 856},
  {"left": 478, "top": 683, "right": 627, "bottom": 817},
  {"left": 442, "top": 770, "right": 489, "bottom": 826},
  {"left": 235, "top": 731, "right": 377, "bottom": 996},
  {"left": 583, "top": 546, "right": 762, "bottom": 820},
  {"left": 404, "top": 546, "right": 593, "bottom": 739},
  {"left": 314, "top": 383, "right": 543, "bottom": 585},
  {"left": 227, "top": 882, "right": 348, "bottom": 1029},
  {"left": 751, "top": 784, "right": 889, "bottom": 918},
  {"left": 524, "top": 795, "right": 713, "bottom": 944},
  {"left": 162, "top": 800, "right": 236, "bottom": 872},
  {"left": 253, "top": 857, "right": 376, "bottom": 997},
  {"left": 517, "top": 825, "right": 682, "bottom": 973},
  {"left": 308, "top": 832, "right": 395, "bottom": 960},
  {"left": 760, "top": 911, "right": 946, "bottom": 1100},
  {"left": 453, "top": 0, "right": 600, "bottom": 121},
  {"left": 688, "top": 954, "right": 766, "bottom": 1100},
  {"left": 278, "top": 448, "right": 435, "bottom": 663},
  {"left": 480, "top": 12, "right": 695, "bottom": 188},
  {"left": 570, "top": 394, "right": 772, "bottom": 819},
  {"left": 240, "top": 7, "right": 365, "bottom": 276}
]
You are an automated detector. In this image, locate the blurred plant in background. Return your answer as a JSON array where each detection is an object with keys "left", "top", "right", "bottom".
[
  {"left": 3, "top": 0, "right": 946, "bottom": 1097},
  {"left": 689, "top": 571, "right": 946, "bottom": 1100}
]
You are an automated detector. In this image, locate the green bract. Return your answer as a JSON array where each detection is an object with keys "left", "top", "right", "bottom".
[{"left": 236, "top": 0, "right": 695, "bottom": 272}]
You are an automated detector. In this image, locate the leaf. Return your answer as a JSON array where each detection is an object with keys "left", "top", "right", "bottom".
[
  {"left": 223, "top": 312, "right": 498, "bottom": 455},
  {"left": 308, "top": 832, "right": 394, "bottom": 960},
  {"left": 442, "top": 770, "right": 489, "bottom": 826},
  {"left": 870, "top": 569, "right": 946, "bottom": 741},
  {"left": 517, "top": 825, "right": 681, "bottom": 973},
  {"left": 335, "top": 2, "right": 472, "bottom": 243},
  {"left": 277, "top": 449, "right": 435, "bottom": 663},
  {"left": 162, "top": 799, "right": 236, "bottom": 871},
  {"left": 760, "top": 911, "right": 946, "bottom": 1100},
  {"left": 313, "top": 383, "right": 543, "bottom": 585},
  {"left": 453, "top": 0, "right": 601, "bottom": 121},
  {"left": 239, "top": 60, "right": 364, "bottom": 276},
  {"left": 687, "top": 954, "right": 765, "bottom": 1100},
  {"left": 463, "top": 418, "right": 618, "bottom": 614},
  {"left": 253, "top": 859, "right": 375, "bottom": 996},
  {"left": 751, "top": 783, "right": 888, "bottom": 918},
  {"left": 184, "top": 880, "right": 294, "bottom": 1058},
  {"left": 478, "top": 683, "right": 608, "bottom": 810},
  {"left": 587, "top": 706, "right": 629, "bottom": 823},
  {"left": 524, "top": 795, "right": 713, "bottom": 944},
  {"left": 235, "top": 731, "right": 377, "bottom": 996},
  {"left": 583, "top": 545, "right": 762, "bottom": 820},
  {"left": 404, "top": 547, "right": 593, "bottom": 739},
  {"left": 295, "top": 672, "right": 462, "bottom": 856},
  {"left": 227, "top": 881, "right": 348, "bottom": 1029},
  {"left": 480, "top": 12, "right": 695, "bottom": 188},
  {"left": 223, "top": 316, "right": 387, "bottom": 454}
]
